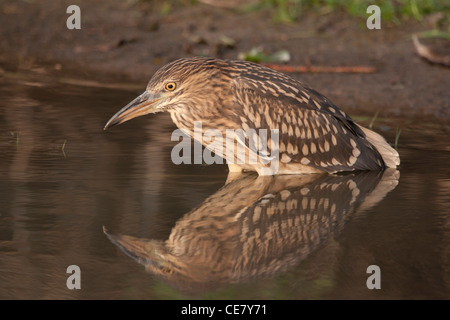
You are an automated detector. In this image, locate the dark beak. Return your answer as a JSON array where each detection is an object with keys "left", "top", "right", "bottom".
[{"left": 104, "top": 91, "right": 162, "bottom": 130}]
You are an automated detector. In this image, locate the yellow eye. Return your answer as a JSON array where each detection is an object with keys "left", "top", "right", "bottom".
[
  {"left": 162, "top": 267, "right": 173, "bottom": 274},
  {"left": 165, "top": 82, "right": 176, "bottom": 91}
]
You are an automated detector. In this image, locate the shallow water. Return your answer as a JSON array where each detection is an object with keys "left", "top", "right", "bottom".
[{"left": 0, "top": 69, "right": 449, "bottom": 300}]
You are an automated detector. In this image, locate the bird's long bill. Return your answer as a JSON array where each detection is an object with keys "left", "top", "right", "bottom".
[{"left": 104, "top": 91, "right": 162, "bottom": 130}]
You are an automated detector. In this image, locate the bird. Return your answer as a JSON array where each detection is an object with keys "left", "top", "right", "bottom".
[
  {"left": 104, "top": 169, "right": 399, "bottom": 292},
  {"left": 104, "top": 57, "right": 400, "bottom": 175}
]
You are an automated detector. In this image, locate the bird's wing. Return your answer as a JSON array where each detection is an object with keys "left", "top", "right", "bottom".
[{"left": 230, "top": 76, "right": 385, "bottom": 172}]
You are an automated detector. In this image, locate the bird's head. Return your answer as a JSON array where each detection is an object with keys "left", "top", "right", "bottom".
[{"left": 104, "top": 57, "right": 227, "bottom": 130}]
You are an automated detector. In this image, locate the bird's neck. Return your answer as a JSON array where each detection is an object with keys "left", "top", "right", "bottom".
[
  {"left": 169, "top": 109, "right": 198, "bottom": 137},
  {"left": 169, "top": 106, "right": 227, "bottom": 137}
]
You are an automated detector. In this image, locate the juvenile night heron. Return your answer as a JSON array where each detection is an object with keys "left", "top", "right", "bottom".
[
  {"left": 104, "top": 170, "right": 399, "bottom": 291},
  {"left": 104, "top": 57, "right": 400, "bottom": 175}
]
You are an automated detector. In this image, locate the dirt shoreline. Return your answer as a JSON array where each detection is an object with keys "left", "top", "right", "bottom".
[{"left": 1, "top": 0, "right": 449, "bottom": 125}]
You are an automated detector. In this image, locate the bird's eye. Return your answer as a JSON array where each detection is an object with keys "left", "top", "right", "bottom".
[
  {"left": 162, "top": 267, "right": 174, "bottom": 274},
  {"left": 165, "top": 82, "right": 176, "bottom": 91}
]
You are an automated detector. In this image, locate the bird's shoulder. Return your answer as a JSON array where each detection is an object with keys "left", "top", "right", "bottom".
[
  {"left": 229, "top": 73, "right": 364, "bottom": 138},
  {"left": 228, "top": 71, "right": 385, "bottom": 172}
]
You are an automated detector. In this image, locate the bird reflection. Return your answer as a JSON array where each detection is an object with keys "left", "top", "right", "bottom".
[{"left": 104, "top": 169, "right": 399, "bottom": 292}]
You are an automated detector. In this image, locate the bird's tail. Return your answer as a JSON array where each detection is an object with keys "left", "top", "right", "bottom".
[{"left": 357, "top": 125, "right": 400, "bottom": 168}]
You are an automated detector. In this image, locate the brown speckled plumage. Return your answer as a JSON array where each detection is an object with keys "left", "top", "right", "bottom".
[
  {"left": 105, "top": 57, "right": 400, "bottom": 175},
  {"left": 104, "top": 169, "right": 399, "bottom": 292}
]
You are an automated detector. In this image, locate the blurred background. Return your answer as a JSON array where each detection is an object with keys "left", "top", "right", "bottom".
[
  {"left": 1, "top": 0, "right": 449, "bottom": 118},
  {"left": 0, "top": 0, "right": 449, "bottom": 300}
]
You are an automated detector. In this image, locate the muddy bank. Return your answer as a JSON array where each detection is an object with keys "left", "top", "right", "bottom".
[{"left": 0, "top": 0, "right": 449, "bottom": 124}]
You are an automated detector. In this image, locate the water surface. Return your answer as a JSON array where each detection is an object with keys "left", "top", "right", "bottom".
[{"left": 0, "top": 68, "right": 449, "bottom": 299}]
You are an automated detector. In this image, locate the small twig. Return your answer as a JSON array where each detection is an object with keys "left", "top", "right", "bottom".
[
  {"left": 369, "top": 111, "right": 379, "bottom": 129},
  {"left": 262, "top": 63, "right": 377, "bottom": 74},
  {"left": 394, "top": 128, "right": 402, "bottom": 150},
  {"left": 61, "top": 139, "right": 67, "bottom": 158}
]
